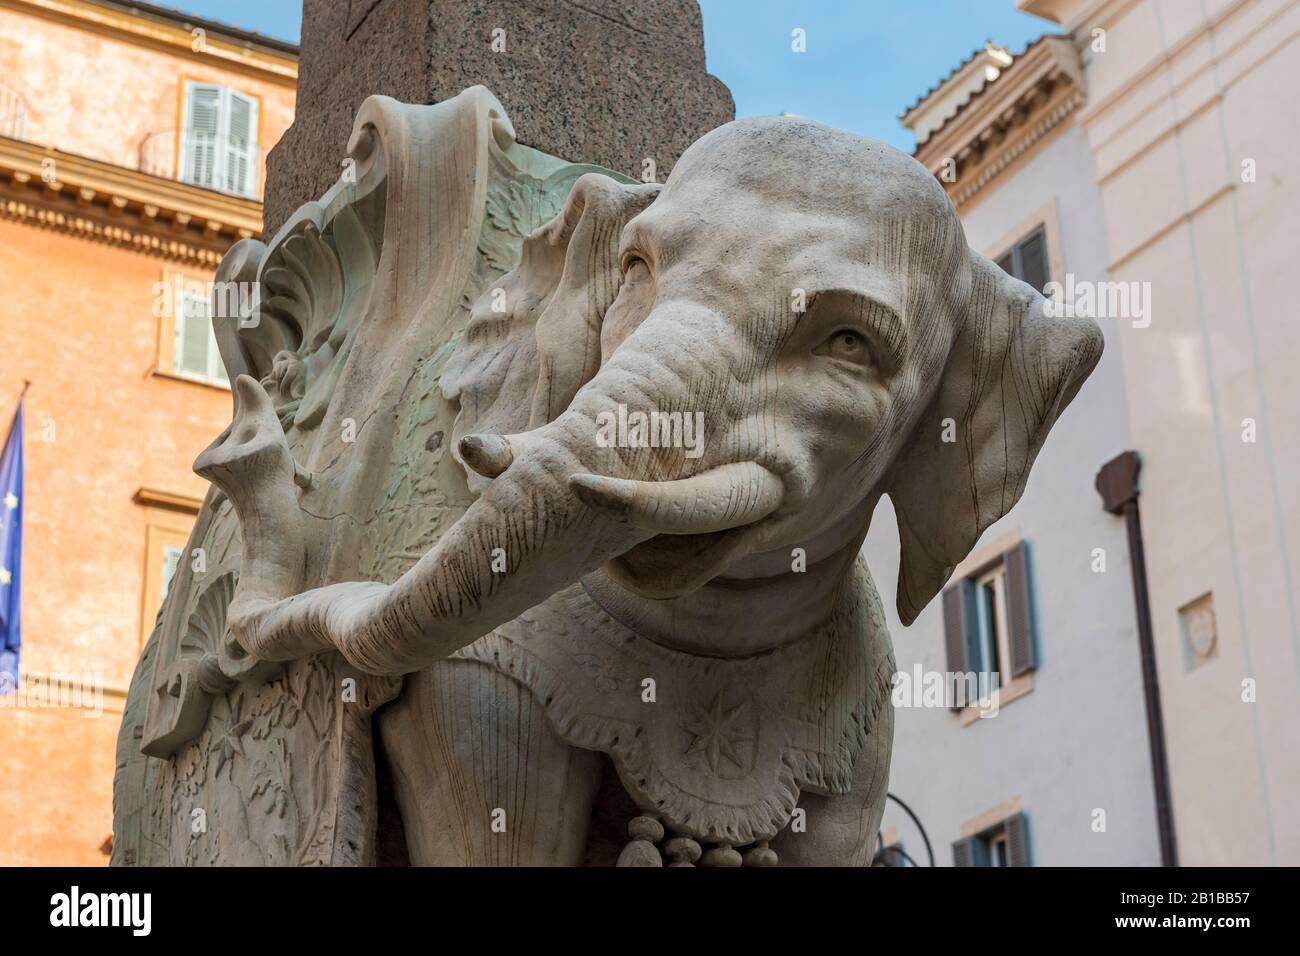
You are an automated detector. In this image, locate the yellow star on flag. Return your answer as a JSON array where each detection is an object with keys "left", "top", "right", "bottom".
[
  {"left": 0, "top": 568, "right": 10, "bottom": 585},
  {"left": 2, "top": 492, "right": 16, "bottom": 510}
]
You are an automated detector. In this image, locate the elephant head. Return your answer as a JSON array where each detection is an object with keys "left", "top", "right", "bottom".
[{"left": 203, "top": 114, "right": 1101, "bottom": 674}]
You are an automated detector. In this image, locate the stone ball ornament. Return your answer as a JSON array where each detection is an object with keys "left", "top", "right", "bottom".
[{"left": 112, "top": 87, "right": 1102, "bottom": 867}]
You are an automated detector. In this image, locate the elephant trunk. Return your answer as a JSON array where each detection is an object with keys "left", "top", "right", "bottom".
[{"left": 203, "top": 369, "right": 785, "bottom": 676}]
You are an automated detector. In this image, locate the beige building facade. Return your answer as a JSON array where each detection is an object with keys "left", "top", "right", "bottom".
[
  {"left": 879, "top": 0, "right": 1300, "bottom": 866},
  {"left": 0, "top": 0, "right": 295, "bottom": 865}
]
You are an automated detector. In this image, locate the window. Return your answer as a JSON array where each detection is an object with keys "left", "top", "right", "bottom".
[
  {"left": 0, "top": 82, "right": 27, "bottom": 140},
  {"left": 137, "top": 490, "right": 202, "bottom": 647},
  {"left": 179, "top": 81, "right": 260, "bottom": 198},
  {"left": 995, "top": 225, "right": 1050, "bottom": 293},
  {"left": 953, "top": 812, "right": 1031, "bottom": 867},
  {"left": 1179, "top": 592, "right": 1218, "bottom": 671},
  {"left": 972, "top": 563, "right": 1010, "bottom": 688},
  {"left": 941, "top": 541, "right": 1036, "bottom": 711},
  {"left": 141, "top": 523, "right": 191, "bottom": 646},
  {"left": 872, "top": 841, "right": 911, "bottom": 867},
  {"left": 161, "top": 545, "right": 184, "bottom": 602},
  {"left": 173, "top": 286, "right": 228, "bottom": 387}
]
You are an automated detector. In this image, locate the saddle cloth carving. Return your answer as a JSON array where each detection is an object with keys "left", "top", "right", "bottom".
[{"left": 455, "top": 558, "right": 896, "bottom": 846}]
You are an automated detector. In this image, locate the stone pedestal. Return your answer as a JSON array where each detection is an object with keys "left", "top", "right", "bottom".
[{"left": 264, "top": 0, "right": 734, "bottom": 234}]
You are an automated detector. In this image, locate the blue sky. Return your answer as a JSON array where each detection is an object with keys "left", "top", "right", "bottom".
[{"left": 177, "top": 0, "right": 1056, "bottom": 150}]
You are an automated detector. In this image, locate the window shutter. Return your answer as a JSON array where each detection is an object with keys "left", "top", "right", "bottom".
[
  {"left": 1017, "top": 228, "right": 1049, "bottom": 293},
  {"left": 1004, "top": 541, "right": 1037, "bottom": 676},
  {"left": 210, "top": 321, "right": 229, "bottom": 385},
  {"left": 942, "top": 578, "right": 976, "bottom": 710},
  {"left": 181, "top": 82, "right": 222, "bottom": 189},
  {"left": 952, "top": 836, "right": 987, "bottom": 867},
  {"left": 1005, "top": 812, "right": 1032, "bottom": 867},
  {"left": 223, "top": 90, "right": 258, "bottom": 197},
  {"left": 161, "top": 545, "right": 184, "bottom": 601},
  {"left": 175, "top": 291, "right": 210, "bottom": 377}
]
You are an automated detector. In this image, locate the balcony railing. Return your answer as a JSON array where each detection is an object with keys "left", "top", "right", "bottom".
[
  {"left": 0, "top": 84, "right": 27, "bottom": 140},
  {"left": 137, "top": 128, "right": 261, "bottom": 200},
  {"left": 137, "top": 128, "right": 178, "bottom": 179}
]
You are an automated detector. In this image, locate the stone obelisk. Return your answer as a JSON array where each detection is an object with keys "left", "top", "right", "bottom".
[{"left": 264, "top": 0, "right": 734, "bottom": 234}]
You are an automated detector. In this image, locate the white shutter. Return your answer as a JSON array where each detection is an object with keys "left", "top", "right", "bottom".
[
  {"left": 161, "top": 545, "right": 184, "bottom": 601},
  {"left": 171, "top": 287, "right": 228, "bottom": 387},
  {"left": 181, "top": 82, "right": 222, "bottom": 189},
  {"left": 174, "top": 289, "right": 210, "bottom": 378},
  {"left": 223, "top": 89, "right": 258, "bottom": 197},
  {"left": 209, "top": 322, "right": 229, "bottom": 384}
]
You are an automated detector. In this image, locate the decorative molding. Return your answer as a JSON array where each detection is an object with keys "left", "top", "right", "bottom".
[
  {"left": 0, "top": 135, "right": 261, "bottom": 266},
  {"left": 960, "top": 796, "right": 1024, "bottom": 838},
  {"left": 1105, "top": 181, "right": 1234, "bottom": 274},
  {"left": 948, "top": 90, "right": 1084, "bottom": 209},
  {"left": 1073, "top": 0, "right": 1254, "bottom": 129},
  {"left": 915, "top": 36, "right": 1086, "bottom": 209},
  {"left": 0, "top": 0, "right": 297, "bottom": 85},
  {"left": 960, "top": 673, "right": 1034, "bottom": 725},
  {"left": 134, "top": 487, "right": 204, "bottom": 514},
  {"left": 902, "top": 43, "right": 1016, "bottom": 146}
]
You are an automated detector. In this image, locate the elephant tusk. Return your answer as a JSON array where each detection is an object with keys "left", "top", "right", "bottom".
[
  {"left": 457, "top": 432, "right": 515, "bottom": 478},
  {"left": 569, "top": 462, "right": 784, "bottom": 535}
]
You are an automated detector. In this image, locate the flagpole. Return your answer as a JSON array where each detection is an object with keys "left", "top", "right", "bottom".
[{"left": 9, "top": 381, "right": 29, "bottom": 424}]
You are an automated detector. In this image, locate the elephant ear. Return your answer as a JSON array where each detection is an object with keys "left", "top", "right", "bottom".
[
  {"left": 443, "top": 172, "right": 659, "bottom": 490},
  {"left": 526, "top": 174, "right": 660, "bottom": 427},
  {"left": 887, "top": 253, "right": 1103, "bottom": 625}
]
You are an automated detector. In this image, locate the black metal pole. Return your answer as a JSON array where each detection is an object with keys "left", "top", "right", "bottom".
[
  {"left": 1096, "top": 450, "right": 1178, "bottom": 867},
  {"left": 886, "top": 792, "right": 935, "bottom": 867}
]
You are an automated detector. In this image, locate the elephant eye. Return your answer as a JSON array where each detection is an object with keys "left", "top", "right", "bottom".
[
  {"left": 814, "top": 329, "right": 875, "bottom": 367},
  {"left": 620, "top": 253, "right": 650, "bottom": 279}
]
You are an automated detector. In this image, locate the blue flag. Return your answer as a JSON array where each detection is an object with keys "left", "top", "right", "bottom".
[{"left": 0, "top": 401, "right": 23, "bottom": 695}]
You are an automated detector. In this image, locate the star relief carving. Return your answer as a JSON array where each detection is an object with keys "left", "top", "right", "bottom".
[
  {"left": 682, "top": 691, "right": 756, "bottom": 776},
  {"left": 210, "top": 695, "right": 253, "bottom": 779}
]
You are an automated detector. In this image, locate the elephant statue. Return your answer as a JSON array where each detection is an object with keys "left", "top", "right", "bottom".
[{"left": 113, "top": 87, "right": 1101, "bottom": 867}]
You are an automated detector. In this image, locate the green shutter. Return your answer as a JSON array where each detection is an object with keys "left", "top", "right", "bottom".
[
  {"left": 952, "top": 836, "right": 988, "bottom": 867},
  {"left": 1004, "top": 542, "right": 1037, "bottom": 676},
  {"left": 942, "top": 578, "right": 976, "bottom": 710},
  {"left": 1006, "top": 812, "right": 1032, "bottom": 867},
  {"left": 1017, "top": 228, "right": 1050, "bottom": 293}
]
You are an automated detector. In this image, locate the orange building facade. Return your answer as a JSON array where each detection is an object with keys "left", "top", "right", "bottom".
[{"left": 0, "top": 0, "right": 295, "bottom": 865}]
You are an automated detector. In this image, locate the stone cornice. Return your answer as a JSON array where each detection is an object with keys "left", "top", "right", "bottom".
[
  {"left": 134, "top": 487, "right": 204, "bottom": 513},
  {"left": 0, "top": 135, "right": 261, "bottom": 267},
  {"left": 0, "top": 0, "right": 298, "bottom": 86},
  {"left": 915, "top": 36, "right": 1085, "bottom": 209}
]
